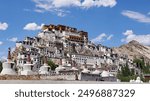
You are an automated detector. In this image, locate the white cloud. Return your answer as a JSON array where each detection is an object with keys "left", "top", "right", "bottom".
[
  {"left": 32, "top": 0, "right": 117, "bottom": 16},
  {"left": 0, "top": 22, "right": 8, "bottom": 30},
  {"left": 91, "top": 33, "right": 113, "bottom": 43},
  {"left": 52, "top": 0, "right": 81, "bottom": 8},
  {"left": 122, "top": 10, "right": 150, "bottom": 23},
  {"left": 91, "top": 33, "right": 107, "bottom": 43},
  {"left": 0, "top": 41, "right": 3, "bottom": 45},
  {"left": 81, "top": 0, "right": 94, "bottom": 8},
  {"left": 107, "top": 34, "right": 113, "bottom": 40},
  {"left": 121, "top": 30, "right": 150, "bottom": 45},
  {"left": 8, "top": 37, "right": 18, "bottom": 42},
  {"left": 24, "top": 22, "right": 44, "bottom": 31},
  {"left": 34, "top": 9, "right": 45, "bottom": 13},
  {"left": 82, "top": 0, "right": 117, "bottom": 8},
  {"left": 123, "top": 30, "right": 133, "bottom": 36}
]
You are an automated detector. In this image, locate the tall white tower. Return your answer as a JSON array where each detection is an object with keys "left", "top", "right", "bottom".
[{"left": 1, "top": 48, "right": 17, "bottom": 75}]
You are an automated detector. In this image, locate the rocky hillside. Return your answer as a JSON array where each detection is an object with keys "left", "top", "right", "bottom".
[{"left": 113, "top": 40, "right": 150, "bottom": 63}]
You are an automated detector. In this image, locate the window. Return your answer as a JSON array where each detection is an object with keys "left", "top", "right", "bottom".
[{"left": 24, "top": 61, "right": 26, "bottom": 64}]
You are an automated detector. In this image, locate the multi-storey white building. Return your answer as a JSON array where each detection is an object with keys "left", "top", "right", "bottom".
[{"left": 72, "top": 54, "right": 103, "bottom": 65}]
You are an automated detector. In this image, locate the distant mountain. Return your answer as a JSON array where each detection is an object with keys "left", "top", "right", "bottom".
[{"left": 113, "top": 40, "right": 150, "bottom": 63}]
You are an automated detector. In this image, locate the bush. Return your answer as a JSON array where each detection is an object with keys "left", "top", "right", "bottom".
[
  {"left": 117, "top": 64, "right": 137, "bottom": 82},
  {"left": 117, "top": 58, "right": 150, "bottom": 82},
  {"left": 47, "top": 60, "right": 58, "bottom": 70}
]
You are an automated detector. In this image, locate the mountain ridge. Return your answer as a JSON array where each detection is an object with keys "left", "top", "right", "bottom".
[{"left": 113, "top": 40, "right": 150, "bottom": 63}]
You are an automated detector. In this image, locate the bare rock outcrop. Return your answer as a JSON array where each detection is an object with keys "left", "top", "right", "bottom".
[{"left": 113, "top": 40, "right": 150, "bottom": 63}]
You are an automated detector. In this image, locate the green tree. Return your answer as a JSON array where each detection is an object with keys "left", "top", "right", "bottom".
[
  {"left": 133, "top": 58, "right": 145, "bottom": 70},
  {"left": 117, "top": 58, "right": 150, "bottom": 82},
  {"left": 121, "top": 63, "right": 131, "bottom": 77},
  {"left": 47, "top": 59, "right": 58, "bottom": 71},
  {"left": 117, "top": 63, "right": 136, "bottom": 82},
  {"left": 131, "top": 69, "right": 135, "bottom": 76},
  {"left": 133, "top": 58, "right": 150, "bottom": 74}
]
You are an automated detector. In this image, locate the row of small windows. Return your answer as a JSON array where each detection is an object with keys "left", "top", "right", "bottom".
[
  {"left": 73, "top": 56, "right": 101, "bottom": 60},
  {"left": 23, "top": 41, "right": 32, "bottom": 45}
]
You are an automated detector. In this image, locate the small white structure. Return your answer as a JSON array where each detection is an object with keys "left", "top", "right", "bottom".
[
  {"left": 71, "top": 67, "right": 78, "bottom": 71},
  {"left": 39, "top": 56, "right": 51, "bottom": 75},
  {"left": 82, "top": 68, "right": 90, "bottom": 73},
  {"left": 92, "top": 63, "right": 101, "bottom": 74},
  {"left": 80, "top": 61, "right": 102, "bottom": 81},
  {"left": 130, "top": 77, "right": 143, "bottom": 83},
  {"left": 81, "top": 61, "right": 90, "bottom": 73},
  {"left": 92, "top": 70, "right": 101, "bottom": 75},
  {"left": 1, "top": 48, "right": 17, "bottom": 75},
  {"left": 101, "top": 70, "right": 110, "bottom": 77},
  {"left": 55, "top": 65, "right": 66, "bottom": 74},
  {"left": 101, "top": 70, "right": 117, "bottom": 81},
  {"left": 55, "top": 58, "right": 66, "bottom": 74},
  {"left": 135, "top": 77, "right": 143, "bottom": 83},
  {"left": 21, "top": 53, "right": 35, "bottom": 75}
]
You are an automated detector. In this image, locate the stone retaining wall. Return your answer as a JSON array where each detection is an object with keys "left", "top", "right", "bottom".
[
  {"left": 0, "top": 74, "right": 77, "bottom": 80},
  {"left": 40, "top": 75, "right": 76, "bottom": 80},
  {"left": 0, "top": 75, "right": 40, "bottom": 80}
]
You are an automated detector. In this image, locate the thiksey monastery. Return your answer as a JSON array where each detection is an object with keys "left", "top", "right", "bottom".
[{"left": 0, "top": 24, "right": 136, "bottom": 81}]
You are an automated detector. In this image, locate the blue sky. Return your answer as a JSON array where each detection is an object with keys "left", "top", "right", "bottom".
[{"left": 0, "top": 0, "right": 150, "bottom": 59}]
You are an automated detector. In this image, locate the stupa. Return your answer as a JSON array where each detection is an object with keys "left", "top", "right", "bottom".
[
  {"left": 81, "top": 60, "right": 90, "bottom": 73},
  {"left": 101, "top": 70, "right": 110, "bottom": 77},
  {"left": 39, "top": 56, "right": 50, "bottom": 75},
  {"left": 55, "top": 58, "right": 65, "bottom": 74},
  {"left": 0, "top": 48, "right": 17, "bottom": 75},
  {"left": 92, "top": 62, "right": 101, "bottom": 75},
  {"left": 70, "top": 61, "right": 78, "bottom": 71},
  {"left": 20, "top": 53, "right": 34, "bottom": 75}
]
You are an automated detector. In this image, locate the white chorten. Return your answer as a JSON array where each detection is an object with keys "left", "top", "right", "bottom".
[
  {"left": 1, "top": 48, "right": 17, "bottom": 75},
  {"left": 70, "top": 60, "right": 78, "bottom": 71},
  {"left": 92, "top": 62, "right": 101, "bottom": 75},
  {"left": 92, "top": 70, "right": 101, "bottom": 74},
  {"left": 21, "top": 53, "right": 34, "bottom": 75},
  {"left": 39, "top": 56, "right": 50, "bottom": 75},
  {"left": 81, "top": 60, "right": 90, "bottom": 73},
  {"left": 55, "top": 58, "right": 66, "bottom": 74},
  {"left": 101, "top": 70, "right": 110, "bottom": 77},
  {"left": 135, "top": 77, "right": 143, "bottom": 83},
  {"left": 130, "top": 77, "right": 143, "bottom": 83}
]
